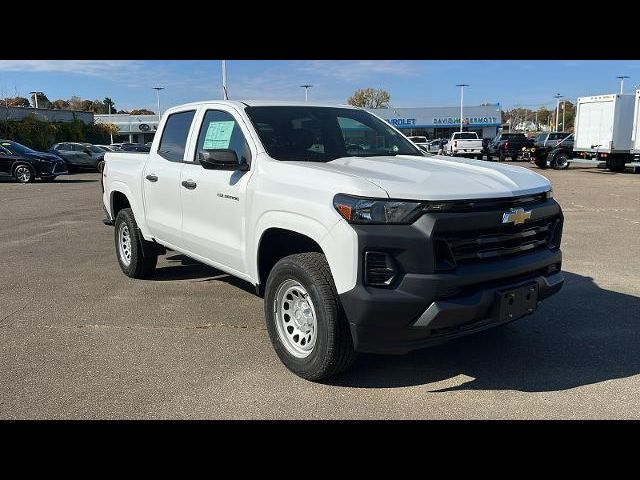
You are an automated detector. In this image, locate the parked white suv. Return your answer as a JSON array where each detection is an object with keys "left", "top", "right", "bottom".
[{"left": 101, "top": 101, "right": 564, "bottom": 380}]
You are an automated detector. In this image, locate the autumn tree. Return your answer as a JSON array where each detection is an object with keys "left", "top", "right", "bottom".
[
  {"left": 130, "top": 109, "right": 155, "bottom": 115},
  {"left": 51, "top": 99, "right": 70, "bottom": 110},
  {"left": 4, "top": 96, "right": 31, "bottom": 107},
  {"left": 347, "top": 88, "right": 391, "bottom": 109}
]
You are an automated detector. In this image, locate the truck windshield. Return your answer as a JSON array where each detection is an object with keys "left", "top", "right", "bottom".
[{"left": 244, "top": 106, "right": 422, "bottom": 161}]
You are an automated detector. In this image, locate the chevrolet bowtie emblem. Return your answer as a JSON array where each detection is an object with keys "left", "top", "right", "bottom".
[{"left": 502, "top": 208, "right": 532, "bottom": 225}]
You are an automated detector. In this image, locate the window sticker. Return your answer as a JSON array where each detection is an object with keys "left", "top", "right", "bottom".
[{"left": 203, "top": 121, "right": 235, "bottom": 149}]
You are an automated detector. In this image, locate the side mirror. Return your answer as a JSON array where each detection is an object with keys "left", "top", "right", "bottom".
[{"left": 199, "top": 149, "right": 248, "bottom": 171}]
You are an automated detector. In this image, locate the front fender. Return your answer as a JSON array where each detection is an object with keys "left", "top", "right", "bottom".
[{"left": 252, "top": 211, "right": 357, "bottom": 294}]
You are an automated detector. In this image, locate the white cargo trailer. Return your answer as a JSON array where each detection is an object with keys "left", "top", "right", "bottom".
[{"left": 573, "top": 93, "right": 636, "bottom": 171}]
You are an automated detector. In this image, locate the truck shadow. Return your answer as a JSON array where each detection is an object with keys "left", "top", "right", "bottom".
[
  {"left": 151, "top": 254, "right": 255, "bottom": 294},
  {"left": 328, "top": 271, "right": 640, "bottom": 392}
]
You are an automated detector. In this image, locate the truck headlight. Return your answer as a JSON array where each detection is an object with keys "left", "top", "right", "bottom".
[
  {"left": 334, "top": 194, "right": 425, "bottom": 224},
  {"left": 545, "top": 188, "right": 553, "bottom": 200}
]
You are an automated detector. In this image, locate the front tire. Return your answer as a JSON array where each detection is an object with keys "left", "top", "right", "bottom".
[
  {"left": 114, "top": 208, "right": 157, "bottom": 278},
  {"left": 264, "top": 252, "right": 357, "bottom": 381},
  {"left": 13, "top": 164, "right": 33, "bottom": 183}
]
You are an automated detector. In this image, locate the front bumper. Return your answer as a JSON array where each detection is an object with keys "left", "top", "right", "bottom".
[
  {"left": 338, "top": 198, "right": 564, "bottom": 354},
  {"left": 348, "top": 269, "right": 563, "bottom": 354}
]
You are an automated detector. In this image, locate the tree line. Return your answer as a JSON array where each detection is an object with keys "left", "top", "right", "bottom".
[{"left": 1, "top": 93, "right": 155, "bottom": 116}]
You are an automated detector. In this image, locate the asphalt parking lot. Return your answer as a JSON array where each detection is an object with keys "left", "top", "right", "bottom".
[{"left": 1, "top": 163, "right": 639, "bottom": 419}]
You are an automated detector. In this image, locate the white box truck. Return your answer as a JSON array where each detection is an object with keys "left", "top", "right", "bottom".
[
  {"left": 573, "top": 93, "right": 635, "bottom": 172},
  {"left": 631, "top": 89, "right": 640, "bottom": 159}
]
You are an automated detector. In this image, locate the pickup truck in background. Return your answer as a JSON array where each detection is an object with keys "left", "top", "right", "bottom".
[
  {"left": 446, "top": 131, "right": 484, "bottom": 159},
  {"left": 102, "top": 100, "right": 564, "bottom": 381},
  {"left": 486, "top": 132, "right": 535, "bottom": 162},
  {"left": 526, "top": 133, "right": 574, "bottom": 170}
]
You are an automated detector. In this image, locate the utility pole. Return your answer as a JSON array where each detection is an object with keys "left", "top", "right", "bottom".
[
  {"left": 222, "top": 60, "right": 228, "bottom": 100},
  {"left": 300, "top": 84, "right": 313, "bottom": 102},
  {"left": 29, "top": 91, "right": 40, "bottom": 109},
  {"left": 616, "top": 75, "right": 629, "bottom": 94},
  {"left": 108, "top": 100, "right": 113, "bottom": 144},
  {"left": 562, "top": 101, "right": 566, "bottom": 131},
  {"left": 456, "top": 84, "right": 469, "bottom": 132},
  {"left": 554, "top": 93, "right": 563, "bottom": 132},
  {"left": 152, "top": 87, "right": 164, "bottom": 125}
]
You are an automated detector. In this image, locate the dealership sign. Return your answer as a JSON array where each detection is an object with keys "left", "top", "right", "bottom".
[
  {"left": 433, "top": 116, "right": 499, "bottom": 126},
  {"left": 385, "top": 115, "right": 500, "bottom": 128}
]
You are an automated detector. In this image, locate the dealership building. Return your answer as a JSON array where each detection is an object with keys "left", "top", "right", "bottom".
[
  {"left": 366, "top": 103, "right": 503, "bottom": 139},
  {"left": 94, "top": 113, "right": 159, "bottom": 144}
]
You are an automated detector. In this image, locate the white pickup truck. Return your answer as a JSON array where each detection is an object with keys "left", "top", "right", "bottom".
[
  {"left": 101, "top": 100, "right": 564, "bottom": 381},
  {"left": 446, "top": 131, "right": 484, "bottom": 158}
]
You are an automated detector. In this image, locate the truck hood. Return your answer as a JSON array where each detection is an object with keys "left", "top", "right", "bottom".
[{"left": 300, "top": 155, "right": 551, "bottom": 200}]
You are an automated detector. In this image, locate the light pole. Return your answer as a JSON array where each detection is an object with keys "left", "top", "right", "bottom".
[
  {"left": 29, "top": 91, "right": 42, "bottom": 109},
  {"left": 152, "top": 87, "right": 164, "bottom": 124},
  {"left": 456, "top": 84, "right": 469, "bottom": 132},
  {"left": 108, "top": 99, "right": 114, "bottom": 144},
  {"left": 222, "top": 60, "right": 228, "bottom": 100},
  {"left": 554, "top": 93, "right": 563, "bottom": 132},
  {"left": 616, "top": 75, "right": 629, "bottom": 94},
  {"left": 561, "top": 101, "right": 566, "bottom": 131},
  {"left": 300, "top": 84, "right": 313, "bottom": 102}
]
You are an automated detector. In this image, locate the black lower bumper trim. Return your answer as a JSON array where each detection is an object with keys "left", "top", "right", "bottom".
[{"left": 348, "top": 271, "right": 563, "bottom": 355}]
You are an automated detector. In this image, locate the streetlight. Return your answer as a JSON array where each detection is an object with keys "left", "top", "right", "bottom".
[
  {"left": 108, "top": 99, "right": 114, "bottom": 144},
  {"left": 300, "top": 84, "right": 313, "bottom": 102},
  {"left": 152, "top": 87, "right": 164, "bottom": 124},
  {"left": 554, "top": 93, "right": 563, "bottom": 132},
  {"left": 455, "top": 84, "right": 469, "bottom": 132},
  {"left": 616, "top": 75, "right": 630, "bottom": 94},
  {"left": 222, "top": 60, "right": 228, "bottom": 100},
  {"left": 29, "top": 91, "right": 43, "bottom": 109}
]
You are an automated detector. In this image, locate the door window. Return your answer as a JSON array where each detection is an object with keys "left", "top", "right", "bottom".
[
  {"left": 158, "top": 110, "right": 196, "bottom": 162},
  {"left": 194, "top": 110, "right": 251, "bottom": 166}
]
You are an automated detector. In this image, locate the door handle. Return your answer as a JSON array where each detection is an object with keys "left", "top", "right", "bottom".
[
  {"left": 146, "top": 174, "right": 158, "bottom": 182},
  {"left": 181, "top": 180, "right": 197, "bottom": 190}
]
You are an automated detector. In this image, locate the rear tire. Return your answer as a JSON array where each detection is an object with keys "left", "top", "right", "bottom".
[
  {"left": 551, "top": 152, "right": 570, "bottom": 170},
  {"left": 264, "top": 252, "right": 357, "bottom": 381},
  {"left": 607, "top": 158, "right": 626, "bottom": 172},
  {"left": 114, "top": 208, "right": 157, "bottom": 278}
]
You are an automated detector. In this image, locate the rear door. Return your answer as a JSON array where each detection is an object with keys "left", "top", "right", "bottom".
[
  {"left": 71, "top": 144, "right": 93, "bottom": 168},
  {"left": 142, "top": 109, "right": 196, "bottom": 247}
]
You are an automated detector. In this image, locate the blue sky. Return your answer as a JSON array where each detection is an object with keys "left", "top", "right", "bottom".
[{"left": 1, "top": 60, "right": 639, "bottom": 112}]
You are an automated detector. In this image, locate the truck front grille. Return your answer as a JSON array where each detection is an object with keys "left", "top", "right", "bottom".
[{"left": 434, "top": 215, "right": 562, "bottom": 270}]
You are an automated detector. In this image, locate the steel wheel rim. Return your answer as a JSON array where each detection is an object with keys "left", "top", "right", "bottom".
[
  {"left": 15, "top": 166, "right": 30, "bottom": 182},
  {"left": 118, "top": 223, "right": 132, "bottom": 266},
  {"left": 273, "top": 279, "right": 317, "bottom": 358}
]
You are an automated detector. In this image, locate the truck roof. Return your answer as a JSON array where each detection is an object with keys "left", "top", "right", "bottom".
[{"left": 172, "top": 100, "right": 360, "bottom": 109}]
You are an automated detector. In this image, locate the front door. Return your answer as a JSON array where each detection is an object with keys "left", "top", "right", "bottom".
[
  {"left": 0, "top": 146, "right": 14, "bottom": 175},
  {"left": 142, "top": 109, "right": 196, "bottom": 247},
  {"left": 180, "top": 108, "right": 254, "bottom": 274}
]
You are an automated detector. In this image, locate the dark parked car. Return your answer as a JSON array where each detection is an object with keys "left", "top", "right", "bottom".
[
  {"left": 111, "top": 142, "right": 150, "bottom": 152},
  {"left": 0, "top": 140, "right": 68, "bottom": 183},
  {"left": 49, "top": 142, "right": 105, "bottom": 172},
  {"left": 527, "top": 133, "right": 574, "bottom": 170},
  {"left": 486, "top": 132, "right": 535, "bottom": 161}
]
